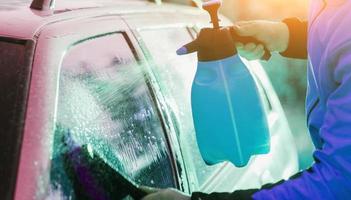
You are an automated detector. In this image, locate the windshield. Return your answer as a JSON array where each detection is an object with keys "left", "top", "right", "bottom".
[{"left": 0, "top": 38, "right": 33, "bottom": 200}]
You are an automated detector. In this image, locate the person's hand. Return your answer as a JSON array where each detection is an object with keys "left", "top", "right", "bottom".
[
  {"left": 140, "top": 186, "right": 191, "bottom": 200},
  {"left": 233, "top": 20, "right": 289, "bottom": 60}
]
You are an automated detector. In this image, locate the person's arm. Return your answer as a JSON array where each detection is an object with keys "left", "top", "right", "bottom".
[
  {"left": 279, "top": 18, "right": 308, "bottom": 59},
  {"left": 191, "top": 43, "right": 351, "bottom": 200}
]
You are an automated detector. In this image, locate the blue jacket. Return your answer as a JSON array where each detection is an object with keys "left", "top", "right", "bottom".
[{"left": 192, "top": 0, "right": 351, "bottom": 199}]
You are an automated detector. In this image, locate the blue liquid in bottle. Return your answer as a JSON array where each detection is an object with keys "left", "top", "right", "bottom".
[{"left": 191, "top": 55, "right": 270, "bottom": 167}]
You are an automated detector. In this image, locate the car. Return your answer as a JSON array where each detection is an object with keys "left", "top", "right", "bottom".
[{"left": 0, "top": 0, "right": 299, "bottom": 199}]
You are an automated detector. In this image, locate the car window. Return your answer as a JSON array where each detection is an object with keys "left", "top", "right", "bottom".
[
  {"left": 0, "top": 38, "right": 32, "bottom": 200},
  {"left": 49, "top": 33, "right": 176, "bottom": 199},
  {"left": 139, "top": 27, "right": 223, "bottom": 189}
]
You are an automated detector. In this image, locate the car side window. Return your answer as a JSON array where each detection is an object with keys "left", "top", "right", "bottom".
[
  {"left": 49, "top": 33, "right": 176, "bottom": 199},
  {"left": 139, "top": 28, "right": 222, "bottom": 189}
]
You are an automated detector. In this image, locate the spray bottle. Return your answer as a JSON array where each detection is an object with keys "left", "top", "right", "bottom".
[{"left": 177, "top": 0, "right": 271, "bottom": 167}]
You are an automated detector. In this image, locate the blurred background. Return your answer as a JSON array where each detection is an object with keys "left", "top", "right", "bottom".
[{"left": 219, "top": 0, "right": 313, "bottom": 170}]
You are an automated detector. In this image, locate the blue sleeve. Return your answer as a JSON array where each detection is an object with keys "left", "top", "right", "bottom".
[
  {"left": 280, "top": 18, "right": 308, "bottom": 59},
  {"left": 253, "top": 45, "right": 351, "bottom": 200}
]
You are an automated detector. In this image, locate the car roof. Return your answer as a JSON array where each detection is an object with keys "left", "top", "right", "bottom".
[{"left": 0, "top": 0, "right": 203, "bottom": 40}]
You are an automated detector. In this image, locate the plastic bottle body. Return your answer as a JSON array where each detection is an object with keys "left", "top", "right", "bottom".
[{"left": 191, "top": 55, "right": 270, "bottom": 167}]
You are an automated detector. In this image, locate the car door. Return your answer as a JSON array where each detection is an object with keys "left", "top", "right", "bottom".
[
  {"left": 137, "top": 25, "right": 275, "bottom": 191},
  {"left": 125, "top": 10, "right": 298, "bottom": 194},
  {"left": 15, "top": 16, "right": 179, "bottom": 200}
]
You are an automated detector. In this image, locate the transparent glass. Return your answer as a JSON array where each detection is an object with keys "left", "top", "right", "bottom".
[{"left": 49, "top": 33, "right": 175, "bottom": 199}]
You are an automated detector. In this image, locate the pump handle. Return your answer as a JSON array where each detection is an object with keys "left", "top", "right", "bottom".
[{"left": 203, "top": 0, "right": 221, "bottom": 29}]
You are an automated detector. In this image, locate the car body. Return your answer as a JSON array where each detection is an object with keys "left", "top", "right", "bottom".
[{"left": 0, "top": 0, "right": 298, "bottom": 199}]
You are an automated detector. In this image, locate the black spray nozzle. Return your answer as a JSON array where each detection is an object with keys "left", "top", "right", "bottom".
[
  {"left": 176, "top": 0, "right": 271, "bottom": 61},
  {"left": 177, "top": 27, "right": 237, "bottom": 61},
  {"left": 202, "top": 0, "right": 222, "bottom": 29}
]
